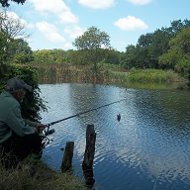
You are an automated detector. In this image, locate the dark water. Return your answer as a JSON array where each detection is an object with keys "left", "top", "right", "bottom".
[{"left": 40, "top": 83, "right": 190, "bottom": 190}]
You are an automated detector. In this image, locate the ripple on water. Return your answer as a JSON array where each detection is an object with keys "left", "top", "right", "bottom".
[{"left": 40, "top": 84, "right": 190, "bottom": 190}]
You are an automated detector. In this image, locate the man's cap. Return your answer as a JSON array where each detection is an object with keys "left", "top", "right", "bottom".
[{"left": 6, "top": 77, "right": 32, "bottom": 92}]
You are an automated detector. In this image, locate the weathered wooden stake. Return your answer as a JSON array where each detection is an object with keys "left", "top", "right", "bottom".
[
  {"left": 61, "top": 141, "right": 74, "bottom": 172},
  {"left": 82, "top": 124, "right": 96, "bottom": 187}
]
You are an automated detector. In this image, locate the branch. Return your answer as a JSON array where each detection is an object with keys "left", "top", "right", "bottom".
[{"left": 0, "top": 0, "right": 26, "bottom": 7}]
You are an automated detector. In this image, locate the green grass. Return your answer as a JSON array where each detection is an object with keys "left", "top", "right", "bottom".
[
  {"left": 109, "top": 69, "right": 188, "bottom": 89},
  {"left": 126, "top": 69, "right": 183, "bottom": 83},
  {"left": 111, "top": 68, "right": 183, "bottom": 83}
]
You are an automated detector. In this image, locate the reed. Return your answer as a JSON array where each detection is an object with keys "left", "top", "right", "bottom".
[{"left": 30, "top": 63, "right": 187, "bottom": 89}]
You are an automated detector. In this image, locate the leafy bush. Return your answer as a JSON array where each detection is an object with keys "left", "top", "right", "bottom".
[{"left": 0, "top": 64, "right": 47, "bottom": 121}]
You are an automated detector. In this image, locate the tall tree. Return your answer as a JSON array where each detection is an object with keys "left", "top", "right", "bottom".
[
  {"left": 0, "top": 11, "right": 46, "bottom": 122},
  {"left": 159, "top": 26, "right": 190, "bottom": 78},
  {"left": 121, "top": 45, "right": 138, "bottom": 69},
  {"left": 0, "top": 11, "right": 25, "bottom": 65},
  {"left": 163, "top": 19, "right": 190, "bottom": 36},
  {"left": 124, "top": 19, "right": 190, "bottom": 70},
  {"left": 73, "top": 26, "right": 111, "bottom": 80},
  {"left": 11, "top": 38, "right": 34, "bottom": 64}
]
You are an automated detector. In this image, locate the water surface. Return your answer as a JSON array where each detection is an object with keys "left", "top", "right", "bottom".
[{"left": 40, "top": 83, "right": 190, "bottom": 190}]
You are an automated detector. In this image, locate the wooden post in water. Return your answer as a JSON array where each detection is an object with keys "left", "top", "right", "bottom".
[
  {"left": 61, "top": 141, "right": 74, "bottom": 172},
  {"left": 82, "top": 124, "right": 96, "bottom": 187}
]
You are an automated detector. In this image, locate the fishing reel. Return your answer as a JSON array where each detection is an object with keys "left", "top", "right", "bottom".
[
  {"left": 44, "top": 126, "right": 55, "bottom": 136},
  {"left": 41, "top": 126, "right": 55, "bottom": 147}
]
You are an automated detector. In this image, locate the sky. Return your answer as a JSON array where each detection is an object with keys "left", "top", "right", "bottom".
[{"left": 1, "top": 0, "right": 190, "bottom": 52}]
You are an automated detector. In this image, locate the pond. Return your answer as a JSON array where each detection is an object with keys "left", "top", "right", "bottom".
[{"left": 40, "top": 83, "right": 190, "bottom": 190}]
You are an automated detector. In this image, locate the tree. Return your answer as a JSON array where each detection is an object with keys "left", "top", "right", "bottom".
[
  {"left": 103, "top": 49, "right": 121, "bottom": 65},
  {"left": 136, "top": 30, "right": 171, "bottom": 68},
  {"left": 0, "top": 11, "right": 25, "bottom": 65},
  {"left": 73, "top": 26, "right": 111, "bottom": 51},
  {"left": 0, "top": 64, "right": 47, "bottom": 121},
  {"left": 73, "top": 26, "right": 111, "bottom": 81},
  {"left": 0, "top": 0, "right": 26, "bottom": 7},
  {"left": 123, "top": 19, "right": 190, "bottom": 70},
  {"left": 159, "top": 27, "right": 190, "bottom": 78},
  {"left": 33, "top": 49, "right": 68, "bottom": 64},
  {"left": 163, "top": 19, "right": 190, "bottom": 36},
  {"left": 0, "top": 11, "right": 46, "bottom": 122},
  {"left": 11, "top": 38, "right": 34, "bottom": 64},
  {"left": 121, "top": 45, "right": 138, "bottom": 69}
]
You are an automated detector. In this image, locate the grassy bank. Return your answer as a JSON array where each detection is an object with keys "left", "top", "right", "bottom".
[
  {"left": 34, "top": 63, "right": 188, "bottom": 89},
  {"left": 1, "top": 66, "right": 187, "bottom": 190},
  {"left": 0, "top": 155, "right": 84, "bottom": 190},
  {"left": 126, "top": 69, "right": 184, "bottom": 83},
  {"left": 110, "top": 68, "right": 188, "bottom": 89}
]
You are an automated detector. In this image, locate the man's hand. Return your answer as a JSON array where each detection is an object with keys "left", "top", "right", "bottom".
[{"left": 35, "top": 124, "right": 46, "bottom": 133}]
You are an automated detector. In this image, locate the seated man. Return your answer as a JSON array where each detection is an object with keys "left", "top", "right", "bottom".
[{"left": 0, "top": 77, "right": 46, "bottom": 168}]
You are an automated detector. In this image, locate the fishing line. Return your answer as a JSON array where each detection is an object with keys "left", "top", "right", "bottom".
[{"left": 45, "top": 98, "right": 127, "bottom": 127}]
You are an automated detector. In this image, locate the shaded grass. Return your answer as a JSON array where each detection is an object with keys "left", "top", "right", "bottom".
[{"left": 0, "top": 155, "right": 84, "bottom": 190}]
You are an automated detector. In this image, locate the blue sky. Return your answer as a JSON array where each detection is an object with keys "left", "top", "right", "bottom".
[{"left": 2, "top": 0, "right": 190, "bottom": 52}]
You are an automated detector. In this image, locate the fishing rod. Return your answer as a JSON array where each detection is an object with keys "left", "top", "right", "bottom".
[
  {"left": 42, "top": 98, "right": 127, "bottom": 143},
  {"left": 45, "top": 98, "right": 127, "bottom": 128}
]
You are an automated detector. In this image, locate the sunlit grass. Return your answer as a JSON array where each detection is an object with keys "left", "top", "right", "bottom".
[
  {"left": 126, "top": 69, "right": 183, "bottom": 83},
  {"left": 109, "top": 68, "right": 188, "bottom": 89}
]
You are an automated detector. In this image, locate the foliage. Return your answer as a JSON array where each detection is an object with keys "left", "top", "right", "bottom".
[
  {"left": 0, "top": 0, "right": 25, "bottom": 7},
  {"left": 122, "top": 29, "right": 171, "bottom": 69},
  {"left": 73, "top": 26, "right": 111, "bottom": 51},
  {"left": 33, "top": 49, "right": 69, "bottom": 65},
  {"left": 159, "top": 27, "right": 190, "bottom": 78},
  {"left": 163, "top": 19, "right": 190, "bottom": 36},
  {"left": 103, "top": 49, "right": 121, "bottom": 65},
  {"left": 0, "top": 10, "right": 44, "bottom": 121},
  {"left": 11, "top": 38, "right": 34, "bottom": 64},
  {"left": 73, "top": 26, "right": 111, "bottom": 78},
  {"left": 0, "top": 10, "right": 28, "bottom": 65},
  {"left": 0, "top": 64, "right": 47, "bottom": 121},
  {"left": 121, "top": 19, "right": 190, "bottom": 73},
  {"left": 120, "top": 45, "right": 136, "bottom": 69},
  {"left": 33, "top": 48, "right": 121, "bottom": 67}
]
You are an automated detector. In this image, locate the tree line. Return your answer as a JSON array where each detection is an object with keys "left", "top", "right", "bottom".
[
  {"left": 1, "top": 4, "right": 190, "bottom": 120},
  {"left": 123, "top": 19, "right": 190, "bottom": 79},
  {"left": 1, "top": 9, "right": 190, "bottom": 80},
  {"left": 0, "top": 11, "right": 46, "bottom": 121},
  {"left": 1, "top": 0, "right": 190, "bottom": 77}
]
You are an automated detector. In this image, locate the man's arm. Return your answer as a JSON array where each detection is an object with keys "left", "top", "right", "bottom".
[{"left": 6, "top": 104, "right": 36, "bottom": 136}]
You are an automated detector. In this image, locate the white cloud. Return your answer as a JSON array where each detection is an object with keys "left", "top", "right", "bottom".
[
  {"left": 59, "top": 11, "right": 78, "bottom": 24},
  {"left": 128, "top": 0, "right": 152, "bottom": 5},
  {"left": 6, "top": 11, "right": 33, "bottom": 29},
  {"left": 36, "top": 22, "right": 65, "bottom": 42},
  {"left": 29, "top": 0, "right": 78, "bottom": 24},
  {"left": 114, "top": 16, "right": 148, "bottom": 31},
  {"left": 62, "top": 42, "right": 73, "bottom": 49},
  {"left": 64, "top": 25, "right": 85, "bottom": 39},
  {"left": 78, "top": 0, "right": 115, "bottom": 9}
]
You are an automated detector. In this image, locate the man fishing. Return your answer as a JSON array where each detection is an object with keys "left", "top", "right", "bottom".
[{"left": 0, "top": 77, "right": 46, "bottom": 168}]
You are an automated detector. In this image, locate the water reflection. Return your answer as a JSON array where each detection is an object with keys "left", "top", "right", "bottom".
[{"left": 40, "top": 83, "right": 190, "bottom": 190}]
